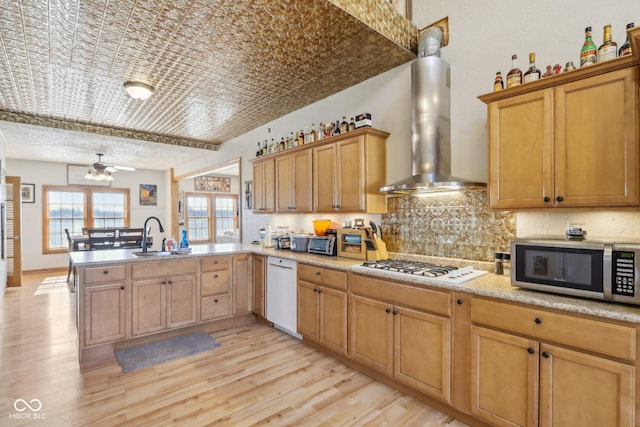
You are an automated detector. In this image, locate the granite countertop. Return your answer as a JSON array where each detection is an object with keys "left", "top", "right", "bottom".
[{"left": 70, "top": 243, "right": 640, "bottom": 324}]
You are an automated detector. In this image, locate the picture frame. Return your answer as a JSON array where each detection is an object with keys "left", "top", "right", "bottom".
[
  {"left": 194, "top": 176, "right": 231, "bottom": 192},
  {"left": 21, "top": 183, "right": 35, "bottom": 203},
  {"left": 139, "top": 184, "right": 158, "bottom": 206}
]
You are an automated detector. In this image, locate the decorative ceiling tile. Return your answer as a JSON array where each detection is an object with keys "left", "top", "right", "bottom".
[{"left": 0, "top": 0, "right": 416, "bottom": 151}]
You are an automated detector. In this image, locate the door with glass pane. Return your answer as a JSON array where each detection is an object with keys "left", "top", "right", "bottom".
[
  {"left": 186, "top": 193, "right": 212, "bottom": 243},
  {"left": 214, "top": 195, "right": 238, "bottom": 242}
]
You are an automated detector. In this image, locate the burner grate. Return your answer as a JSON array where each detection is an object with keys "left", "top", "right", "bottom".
[{"left": 362, "top": 260, "right": 458, "bottom": 277}]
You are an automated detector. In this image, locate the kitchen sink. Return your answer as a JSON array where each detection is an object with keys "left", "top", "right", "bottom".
[{"left": 131, "top": 251, "right": 177, "bottom": 257}]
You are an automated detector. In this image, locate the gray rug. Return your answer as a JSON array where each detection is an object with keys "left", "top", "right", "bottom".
[{"left": 115, "top": 332, "right": 221, "bottom": 373}]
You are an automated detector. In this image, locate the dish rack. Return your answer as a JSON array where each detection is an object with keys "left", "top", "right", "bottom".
[{"left": 337, "top": 229, "right": 367, "bottom": 260}]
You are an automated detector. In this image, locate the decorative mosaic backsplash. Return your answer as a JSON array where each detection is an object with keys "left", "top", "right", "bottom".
[{"left": 380, "top": 190, "right": 516, "bottom": 262}]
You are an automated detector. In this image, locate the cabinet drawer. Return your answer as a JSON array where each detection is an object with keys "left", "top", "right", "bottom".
[
  {"left": 132, "top": 259, "right": 198, "bottom": 279},
  {"left": 298, "top": 264, "right": 347, "bottom": 291},
  {"left": 201, "top": 255, "right": 231, "bottom": 272},
  {"left": 471, "top": 298, "right": 636, "bottom": 361},
  {"left": 350, "top": 274, "right": 450, "bottom": 317},
  {"left": 84, "top": 265, "right": 126, "bottom": 285},
  {"left": 201, "top": 294, "right": 231, "bottom": 321},
  {"left": 202, "top": 270, "right": 230, "bottom": 295}
]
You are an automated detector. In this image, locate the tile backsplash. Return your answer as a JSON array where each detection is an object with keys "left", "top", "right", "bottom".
[{"left": 380, "top": 190, "right": 516, "bottom": 262}]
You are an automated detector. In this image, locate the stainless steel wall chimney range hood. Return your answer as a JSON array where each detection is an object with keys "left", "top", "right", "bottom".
[{"left": 380, "top": 27, "right": 486, "bottom": 194}]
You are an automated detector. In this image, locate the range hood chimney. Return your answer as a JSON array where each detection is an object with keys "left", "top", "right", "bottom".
[{"left": 380, "top": 27, "right": 486, "bottom": 194}]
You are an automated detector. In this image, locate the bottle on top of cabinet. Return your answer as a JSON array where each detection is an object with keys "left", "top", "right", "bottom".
[
  {"left": 493, "top": 71, "right": 504, "bottom": 91},
  {"left": 580, "top": 26, "right": 597, "bottom": 67},
  {"left": 523, "top": 52, "right": 541, "bottom": 83},
  {"left": 597, "top": 24, "right": 617, "bottom": 62},
  {"left": 506, "top": 55, "right": 522, "bottom": 88},
  {"left": 619, "top": 22, "right": 634, "bottom": 57}
]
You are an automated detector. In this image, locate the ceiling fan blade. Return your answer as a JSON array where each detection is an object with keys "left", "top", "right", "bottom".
[{"left": 111, "top": 165, "right": 136, "bottom": 172}]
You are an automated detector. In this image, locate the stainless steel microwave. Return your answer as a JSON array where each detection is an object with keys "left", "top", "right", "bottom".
[{"left": 511, "top": 237, "right": 640, "bottom": 306}]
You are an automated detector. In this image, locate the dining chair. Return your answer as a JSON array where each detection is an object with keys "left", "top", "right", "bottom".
[
  {"left": 64, "top": 229, "right": 74, "bottom": 282},
  {"left": 117, "top": 228, "right": 144, "bottom": 248},
  {"left": 87, "top": 228, "right": 117, "bottom": 250}
]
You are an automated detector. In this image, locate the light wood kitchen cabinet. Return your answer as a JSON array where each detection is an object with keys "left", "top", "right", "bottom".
[
  {"left": 201, "top": 255, "right": 231, "bottom": 321},
  {"left": 232, "top": 254, "right": 252, "bottom": 315},
  {"left": 131, "top": 259, "right": 198, "bottom": 337},
  {"left": 313, "top": 129, "right": 388, "bottom": 213},
  {"left": 82, "top": 264, "right": 127, "bottom": 346},
  {"left": 252, "top": 254, "right": 266, "bottom": 318},
  {"left": 275, "top": 150, "right": 312, "bottom": 212},
  {"left": 297, "top": 264, "right": 348, "bottom": 354},
  {"left": 349, "top": 274, "right": 451, "bottom": 403},
  {"left": 469, "top": 297, "right": 636, "bottom": 427},
  {"left": 481, "top": 58, "right": 639, "bottom": 209},
  {"left": 252, "top": 158, "right": 275, "bottom": 213}
]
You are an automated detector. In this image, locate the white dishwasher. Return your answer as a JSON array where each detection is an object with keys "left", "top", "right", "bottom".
[{"left": 266, "top": 256, "right": 301, "bottom": 339}]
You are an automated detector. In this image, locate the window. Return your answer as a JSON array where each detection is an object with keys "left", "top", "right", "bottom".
[
  {"left": 214, "top": 194, "right": 238, "bottom": 237},
  {"left": 43, "top": 186, "right": 130, "bottom": 253},
  {"left": 186, "top": 193, "right": 211, "bottom": 242}
]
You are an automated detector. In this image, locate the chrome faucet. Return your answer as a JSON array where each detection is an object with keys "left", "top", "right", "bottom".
[{"left": 142, "top": 216, "right": 165, "bottom": 253}]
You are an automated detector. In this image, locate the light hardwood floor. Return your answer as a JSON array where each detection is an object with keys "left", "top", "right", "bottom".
[{"left": 1, "top": 272, "right": 468, "bottom": 426}]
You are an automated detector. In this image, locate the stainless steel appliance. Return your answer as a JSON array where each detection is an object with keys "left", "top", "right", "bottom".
[
  {"left": 308, "top": 236, "right": 337, "bottom": 256},
  {"left": 290, "top": 234, "right": 310, "bottom": 252},
  {"left": 512, "top": 237, "right": 640, "bottom": 305},
  {"left": 353, "top": 259, "right": 487, "bottom": 285}
]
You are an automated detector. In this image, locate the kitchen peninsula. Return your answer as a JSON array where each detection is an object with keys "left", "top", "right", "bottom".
[{"left": 73, "top": 244, "right": 640, "bottom": 426}]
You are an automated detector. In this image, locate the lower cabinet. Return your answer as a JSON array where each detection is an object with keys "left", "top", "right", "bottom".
[
  {"left": 232, "top": 254, "right": 252, "bottom": 315},
  {"left": 252, "top": 255, "right": 265, "bottom": 318},
  {"left": 297, "top": 264, "right": 348, "bottom": 354},
  {"left": 131, "top": 259, "right": 198, "bottom": 337},
  {"left": 201, "top": 255, "right": 232, "bottom": 321},
  {"left": 348, "top": 274, "right": 451, "bottom": 403},
  {"left": 84, "top": 282, "right": 127, "bottom": 346},
  {"left": 82, "top": 264, "right": 127, "bottom": 346},
  {"left": 470, "top": 297, "right": 636, "bottom": 427}
]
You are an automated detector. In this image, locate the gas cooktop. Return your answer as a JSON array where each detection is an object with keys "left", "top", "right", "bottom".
[{"left": 354, "top": 259, "right": 488, "bottom": 285}]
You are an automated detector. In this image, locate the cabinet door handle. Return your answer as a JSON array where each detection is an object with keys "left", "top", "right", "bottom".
[
  {"left": 313, "top": 288, "right": 318, "bottom": 293},
  {"left": 385, "top": 308, "right": 391, "bottom": 313},
  {"left": 392, "top": 310, "right": 398, "bottom": 315},
  {"left": 214, "top": 299, "right": 218, "bottom": 303},
  {"left": 543, "top": 196, "right": 551, "bottom": 202},
  {"left": 534, "top": 317, "right": 542, "bottom": 325},
  {"left": 167, "top": 280, "right": 173, "bottom": 285},
  {"left": 317, "top": 289, "right": 322, "bottom": 294},
  {"left": 556, "top": 196, "right": 564, "bottom": 202},
  {"left": 103, "top": 270, "right": 109, "bottom": 275},
  {"left": 527, "top": 347, "right": 535, "bottom": 354},
  {"left": 120, "top": 285, "right": 125, "bottom": 290},
  {"left": 214, "top": 274, "right": 218, "bottom": 278},
  {"left": 161, "top": 280, "right": 166, "bottom": 285},
  {"left": 456, "top": 299, "right": 463, "bottom": 305},
  {"left": 542, "top": 351, "right": 550, "bottom": 358},
  {"left": 213, "top": 260, "right": 218, "bottom": 264},
  {"left": 315, "top": 271, "right": 321, "bottom": 276}
]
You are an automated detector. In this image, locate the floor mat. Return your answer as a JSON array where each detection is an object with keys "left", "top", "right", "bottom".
[{"left": 115, "top": 332, "right": 221, "bottom": 373}]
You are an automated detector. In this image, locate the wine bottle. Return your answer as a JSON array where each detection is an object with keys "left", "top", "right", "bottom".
[
  {"left": 317, "top": 122, "right": 324, "bottom": 141},
  {"left": 580, "top": 26, "right": 597, "bottom": 67},
  {"left": 256, "top": 142, "right": 261, "bottom": 157},
  {"left": 619, "top": 23, "right": 634, "bottom": 57},
  {"left": 493, "top": 71, "right": 503, "bottom": 91},
  {"left": 349, "top": 117, "right": 356, "bottom": 131},
  {"left": 597, "top": 24, "right": 617, "bottom": 62},
  {"left": 309, "top": 123, "right": 316, "bottom": 143},
  {"left": 506, "top": 55, "right": 522, "bottom": 88},
  {"left": 523, "top": 52, "right": 541, "bottom": 83}
]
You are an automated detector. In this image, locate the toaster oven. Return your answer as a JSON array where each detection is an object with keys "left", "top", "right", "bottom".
[{"left": 308, "top": 236, "right": 337, "bottom": 256}]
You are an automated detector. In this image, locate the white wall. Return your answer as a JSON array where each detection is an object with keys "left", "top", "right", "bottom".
[
  {"left": 6, "top": 159, "right": 170, "bottom": 271},
  {"left": 177, "top": 0, "right": 640, "bottom": 243}
]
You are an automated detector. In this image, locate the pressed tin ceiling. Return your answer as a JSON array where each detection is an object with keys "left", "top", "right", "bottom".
[{"left": 0, "top": 0, "right": 417, "bottom": 156}]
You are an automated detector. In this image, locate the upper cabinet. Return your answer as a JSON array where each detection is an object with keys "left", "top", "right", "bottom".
[
  {"left": 275, "top": 150, "right": 313, "bottom": 213},
  {"left": 479, "top": 56, "right": 639, "bottom": 209},
  {"left": 252, "top": 158, "right": 275, "bottom": 213},
  {"left": 251, "top": 128, "right": 388, "bottom": 214}
]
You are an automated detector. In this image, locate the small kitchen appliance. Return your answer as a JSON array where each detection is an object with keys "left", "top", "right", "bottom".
[
  {"left": 512, "top": 237, "right": 640, "bottom": 306},
  {"left": 308, "top": 235, "right": 337, "bottom": 256},
  {"left": 290, "top": 234, "right": 311, "bottom": 252}
]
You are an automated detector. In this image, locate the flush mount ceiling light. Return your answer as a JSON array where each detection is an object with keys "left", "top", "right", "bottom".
[{"left": 123, "top": 81, "right": 155, "bottom": 100}]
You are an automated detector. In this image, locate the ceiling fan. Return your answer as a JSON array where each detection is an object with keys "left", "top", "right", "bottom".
[{"left": 85, "top": 153, "right": 135, "bottom": 181}]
